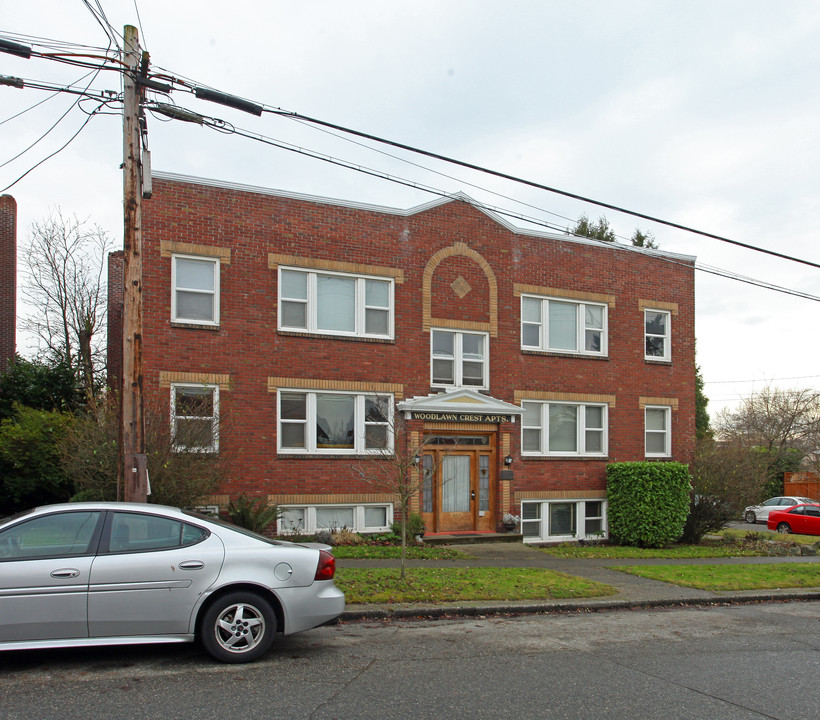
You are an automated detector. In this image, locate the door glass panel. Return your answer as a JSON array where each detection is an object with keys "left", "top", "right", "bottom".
[
  {"left": 422, "top": 455, "right": 433, "bottom": 513},
  {"left": 478, "top": 455, "right": 489, "bottom": 511},
  {"left": 442, "top": 456, "right": 470, "bottom": 513}
]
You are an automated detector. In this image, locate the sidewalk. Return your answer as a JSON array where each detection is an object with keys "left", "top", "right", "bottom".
[{"left": 338, "top": 541, "right": 820, "bottom": 622}]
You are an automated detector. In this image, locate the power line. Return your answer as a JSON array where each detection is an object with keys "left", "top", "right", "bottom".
[
  {"left": 263, "top": 108, "right": 820, "bottom": 271},
  {"left": 1, "top": 105, "right": 101, "bottom": 192},
  {"left": 0, "top": 69, "right": 101, "bottom": 169},
  {"left": 166, "top": 109, "right": 820, "bottom": 303}
]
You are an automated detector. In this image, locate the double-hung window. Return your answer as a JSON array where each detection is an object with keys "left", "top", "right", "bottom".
[
  {"left": 645, "top": 405, "right": 671, "bottom": 456},
  {"left": 522, "top": 401, "right": 607, "bottom": 456},
  {"left": 645, "top": 309, "right": 671, "bottom": 360},
  {"left": 521, "top": 295, "right": 607, "bottom": 355},
  {"left": 171, "top": 383, "right": 219, "bottom": 453},
  {"left": 278, "top": 391, "right": 392, "bottom": 454},
  {"left": 431, "top": 330, "right": 488, "bottom": 388},
  {"left": 279, "top": 267, "right": 393, "bottom": 339},
  {"left": 172, "top": 255, "right": 219, "bottom": 326}
]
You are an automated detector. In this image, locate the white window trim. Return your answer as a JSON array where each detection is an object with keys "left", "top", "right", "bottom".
[
  {"left": 644, "top": 309, "right": 671, "bottom": 361},
  {"left": 430, "top": 329, "right": 490, "bottom": 390},
  {"left": 277, "top": 389, "right": 394, "bottom": 455},
  {"left": 171, "top": 254, "right": 220, "bottom": 326},
  {"left": 278, "top": 503, "right": 393, "bottom": 534},
  {"left": 521, "top": 401, "right": 608, "bottom": 457},
  {"left": 645, "top": 405, "right": 671, "bottom": 457},
  {"left": 278, "top": 266, "right": 395, "bottom": 339},
  {"left": 170, "top": 383, "right": 219, "bottom": 453},
  {"left": 520, "top": 294, "right": 608, "bottom": 356},
  {"left": 520, "top": 499, "right": 608, "bottom": 543}
]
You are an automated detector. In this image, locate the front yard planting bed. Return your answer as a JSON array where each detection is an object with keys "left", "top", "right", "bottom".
[
  {"left": 336, "top": 567, "right": 616, "bottom": 604},
  {"left": 613, "top": 563, "right": 820, "bottom": 592}
]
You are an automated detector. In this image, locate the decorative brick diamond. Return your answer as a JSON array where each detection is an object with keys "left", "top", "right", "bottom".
[{"left": 451, "top": 275, "right": 471, "bottom": 298}]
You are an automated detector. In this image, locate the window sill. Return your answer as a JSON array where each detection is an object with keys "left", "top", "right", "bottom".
[
  {"left": 645, "top": 358, "right": 672, "bottom": 365},
  {"left": 521, "top": 455, "right": 610, "bottom": 462},
  {"left": 171, "top": 321, "right": 220, "bottom": 331},
  {"left": 278, "top": 330, "right": 395, "bottom": 344},
  {"left": 521, "top": 349, "right": 609, "bottom": 361}
]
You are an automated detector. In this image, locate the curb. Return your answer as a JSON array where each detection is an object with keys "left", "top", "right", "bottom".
[{"left": 339, "top": 590, "right": 820, "bottom": 623}]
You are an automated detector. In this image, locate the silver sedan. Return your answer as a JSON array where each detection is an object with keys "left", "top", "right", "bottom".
[
  {"left": 743, "top": 496, "right": 816, "bottom": 525},
  {"left": 0, "top": 502, "right": 344, "bottom": 663}
]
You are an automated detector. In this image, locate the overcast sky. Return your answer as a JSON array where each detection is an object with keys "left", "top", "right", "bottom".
[{"left": 3, "top": 1, "right": 820, "bottom": 418}]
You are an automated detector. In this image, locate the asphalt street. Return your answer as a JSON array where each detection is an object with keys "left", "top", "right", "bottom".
[{"left": 1, "top": 600, "right": 818, "bottom": 719}]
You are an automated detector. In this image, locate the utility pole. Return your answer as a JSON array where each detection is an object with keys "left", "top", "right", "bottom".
[{"left": 120, "top": 24, "right": 148, "bottom": 503}]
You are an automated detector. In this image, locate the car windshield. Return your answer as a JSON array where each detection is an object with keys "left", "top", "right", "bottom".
[{"left": 182, "top": 510, "right": 286, "bottom": 546}]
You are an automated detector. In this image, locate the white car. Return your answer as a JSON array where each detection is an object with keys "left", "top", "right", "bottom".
[
  {"left": 743, "top": 496, "right": 816, "bottom": 525},
  {"left": 0, "top": 502, "right": 344, "bottom": 662}
]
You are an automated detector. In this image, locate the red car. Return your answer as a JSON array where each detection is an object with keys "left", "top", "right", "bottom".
[{"left": 767, "top": 503, "right": 820, "bottom": 535}]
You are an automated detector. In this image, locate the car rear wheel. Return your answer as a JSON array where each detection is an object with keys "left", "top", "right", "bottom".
[
  {"left": 776, "top": 522, "right": 792, "bottom": 535},
  {"left": 200, "top": 591, "right": 277, "bottom": 663},
  {"left": 744, "top": 511, "right": 756, "bottom": 524}
]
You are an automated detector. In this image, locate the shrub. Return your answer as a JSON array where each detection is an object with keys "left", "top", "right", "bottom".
[
  {"left": 0, "top": 405, "right": 75, "bottom": 513},
  {"left": 679, "top": 494, "right": 732, "bottom": 543},
  {"left": 226, "top": 494, "right": 281, "bottom": 534},
  {"left": 391, "top": 511, "right": 425, "bottom": 541},
  {"left": 607, "top": 461, "right": 691, "bottom": 547}
]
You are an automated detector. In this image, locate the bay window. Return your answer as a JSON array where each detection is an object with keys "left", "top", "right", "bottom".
[
  {"left": 522, "top": 401, "right": 607, "bottom": 456},
  {"left": 521, "top": 295, "right": 607, "bottom": 355},
  {"left": 279, "top": 267, "right": 393, "bottom": 339},
  {"left": 278, "top": 390, "right": 392, "bottom": 454}
]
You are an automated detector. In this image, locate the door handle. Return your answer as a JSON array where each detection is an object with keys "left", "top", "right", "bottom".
[
  {"left": 471, "top": 490, "right": 476, "bottom": 500},
  {"left": 51, "top": 568, "right": 80, "bottom": 578},
  {"left": 178, "top": 561, "right": 205, "bottom": 570}
]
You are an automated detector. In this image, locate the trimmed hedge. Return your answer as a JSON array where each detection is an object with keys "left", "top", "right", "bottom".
[{"left": 607, "top": 462, "right": 691, "bottom": 547}]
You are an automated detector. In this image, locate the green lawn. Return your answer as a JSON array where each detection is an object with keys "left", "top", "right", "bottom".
[
  {"left": 613, "top": 563, "right": 820, "bottom": 591},
  {"left": 336, "top": 567, "right": 616, "bottom": 604},
  {"left": 539, "top": 543, "right": 766, "bottom": 559},
  {"left": 332, "top": 545, "right": 469, "bottom": 560}
]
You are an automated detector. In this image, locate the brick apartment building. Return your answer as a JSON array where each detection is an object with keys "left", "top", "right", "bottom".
[{"left": 110, "top": 172, "right": 696, "bottom": 542}]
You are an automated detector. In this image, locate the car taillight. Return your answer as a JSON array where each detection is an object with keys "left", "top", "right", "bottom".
[{"left": 314, "top": 549, "right": 336, "bottom": 581}]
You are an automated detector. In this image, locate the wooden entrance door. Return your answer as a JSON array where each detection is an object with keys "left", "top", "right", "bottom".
[{"left": 422, "top": 442, "right": 495, "bottom": 533}]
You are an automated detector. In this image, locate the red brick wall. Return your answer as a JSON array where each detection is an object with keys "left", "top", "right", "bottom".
[
  {"left": 138, "top": 176, "right": 697, "bottom": 504},
  {"left": 0, "top": 195, "right": 16, "bottom": 370}
]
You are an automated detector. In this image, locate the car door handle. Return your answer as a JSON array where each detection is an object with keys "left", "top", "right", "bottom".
[
  {"left": 50, "top": 568, "right": 80, "bottom": 578},
  {"left": 178, "top": 561, "right": 205, "bottom": 570}
]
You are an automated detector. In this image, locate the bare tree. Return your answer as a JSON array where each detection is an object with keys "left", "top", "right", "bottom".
[
  {"left": 351, "top": 402, "right": 435, "bottom": 579},
  {"left": 715, "top": 386, "right": 820, "bottom": 495},
  {"left": 21, "top": 210, "right": 111, "bottom": 408},
  {"left": 60, "top": 392, "right": 231, "bottom": 507},
  {"left": 715, "top": 386, "right": 820, "bottom": 456}
]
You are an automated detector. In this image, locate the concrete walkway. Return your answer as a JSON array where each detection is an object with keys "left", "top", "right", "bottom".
[{"left": 338, "top": 541, "right": 820, "bottom": 621}]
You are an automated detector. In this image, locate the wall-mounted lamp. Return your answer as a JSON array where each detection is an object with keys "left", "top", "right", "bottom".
[
  {"left": 504, "top": 454, "right": 513, "bottom": 467},
  {"left": 412, "top": 453, "right": 421, "bottom": 467}
]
